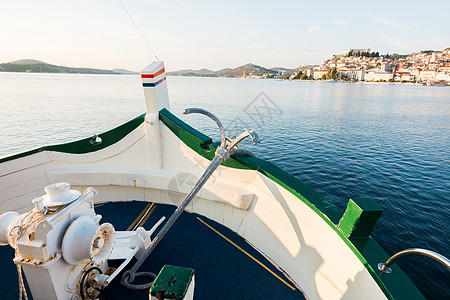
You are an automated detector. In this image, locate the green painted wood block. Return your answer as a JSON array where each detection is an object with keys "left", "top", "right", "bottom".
[
  {"left": 338, "top": 198, "right": 383, "bottom": 238},
  {"left": 150, "top": 265, "right": 195, "bottom": 299}
]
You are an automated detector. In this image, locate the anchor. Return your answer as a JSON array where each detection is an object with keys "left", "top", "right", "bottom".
[{"left": 121, "top": 108, "right": 260, "bottom": 289}]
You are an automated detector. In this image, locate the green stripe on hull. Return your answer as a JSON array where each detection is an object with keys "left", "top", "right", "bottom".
[
  {"left": 0, "top": 113, "right": 146, "bottom": 163},
  {"left": 159, "top": 108, "right": 424, "bottom": 300}
]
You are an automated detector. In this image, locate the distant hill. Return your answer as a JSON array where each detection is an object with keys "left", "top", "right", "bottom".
[
  {"left": 167, "top": 63, "right": 298, "bottom": 78},
  {"left": 9, "top": 59, "right": 47, "bottom": 65},
  {"left": 167, "top": 68, "right": 215, "bottom": 76},
  {"left": 270, "top": 67, "right": 295, "bottom": 73},
  {"left": 300, "top": 64, "right": 319, "bottom": 71},
  {"left": 217, "top": 63, "right": 277, "bottom": 77},
  {"left": 111, "top": 68, "right": 139, "bottom": 75},
  {"left": 278, "top": 65, "right": 320, "bottom": 75},
  {"left": 0, "top": 59, "right": 128, "bottom": 75},
  {"left": 216, "top": 68, "right": 231, "bottom": 73}
]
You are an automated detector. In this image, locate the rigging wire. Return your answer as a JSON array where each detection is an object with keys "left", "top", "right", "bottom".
[{"left": 117, "top": 0, "right": 159, "bottom": 61}]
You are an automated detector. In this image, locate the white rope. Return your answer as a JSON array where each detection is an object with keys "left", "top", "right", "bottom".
[
  {"left": 10, "top": 208, "right": 48, "bottom": 300},
  {"left": 118, "top": 0, "right": 160, "bottom": 61},
  {"left": 17, "top": 264, "right": 29, "bottom": 300},
  {"left": 17, "top": 264, "right": 22, "bottom": 300}
]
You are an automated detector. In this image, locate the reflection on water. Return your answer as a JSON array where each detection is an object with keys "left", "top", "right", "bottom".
[{"left": 0, "top": 73, "right": 449, "bottom": 298}]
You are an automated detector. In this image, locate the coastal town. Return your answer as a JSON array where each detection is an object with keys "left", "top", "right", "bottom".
[
  {"left": 292, "top": 48, "right": 450, "bottom": 85},
  {"left": 165, "top": 47, "right": 450, "bottom": 86}
]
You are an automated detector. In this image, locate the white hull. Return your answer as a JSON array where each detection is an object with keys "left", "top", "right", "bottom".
[{"left": 0, "top": 62, "right": 424, "bottom": 300}]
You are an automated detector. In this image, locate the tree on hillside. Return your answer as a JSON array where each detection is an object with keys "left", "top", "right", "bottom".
[
  {"left": 293, "top": 71, "right": 303, "bottom": 80},
  {"left": 320, "top": 68, "right": 337, "bottom": 80},
  {"left": 326, "top": 67, "right": 337, "bottom": 80}
]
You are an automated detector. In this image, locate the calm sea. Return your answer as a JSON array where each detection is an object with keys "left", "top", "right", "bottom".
[{"left": 0, "top": 73, "right": 449, "bottom": 298}]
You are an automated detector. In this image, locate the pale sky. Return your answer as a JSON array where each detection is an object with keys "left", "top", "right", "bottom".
[{"left": 1, "top": 0, "right": 448, "bottom": 72}]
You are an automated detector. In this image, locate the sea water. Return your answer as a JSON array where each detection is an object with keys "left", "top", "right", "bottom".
[{"left": 0, "top": 73, "right": 449, "bottom": 298}]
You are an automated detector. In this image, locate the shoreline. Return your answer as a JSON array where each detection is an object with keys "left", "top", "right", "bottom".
[
  {"left": 1, "top": 71, "right": 447, "bottom": 86},
  {"left": 168, "top": 75, "right": 448, "bottom": 86}
]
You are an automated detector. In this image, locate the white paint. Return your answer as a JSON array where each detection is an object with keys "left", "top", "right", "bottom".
[
  {"left": 145, "top": 113, "right": 162, "bottom": 169},
  {"left": 141, "top": 61, "right": 170, "bottom": 114},
  {"left": 62, "top": 216, "right": 115, "bottom": 265},
  {"left": 0, "top": 151, "right": 50, "bottom": 177},
  {"left": 47, "top": 125, "right": 146, "bottom": 164},
  {"left": 1, "top": 187, "right": 100, "bottom": 299},
  {"left": 0, "top": 183, "right": 166, "bottom": 299},
  {"left": 0, "top": 211, "right": 19, "bottom": 245},
  {"left": 46, "top": 166, "right": 255, "bottom": 210}
]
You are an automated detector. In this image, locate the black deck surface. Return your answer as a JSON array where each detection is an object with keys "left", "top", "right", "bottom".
[{"left": 0, "top": 201, "right": 306, "bottom": 299}]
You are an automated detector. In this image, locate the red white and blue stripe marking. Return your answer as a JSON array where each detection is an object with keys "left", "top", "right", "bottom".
[{"left": 141, "top": 67, "right": 166, "bottom": 87}]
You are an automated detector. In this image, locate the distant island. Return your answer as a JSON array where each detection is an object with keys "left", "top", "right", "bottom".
[
  {"left": 167, "top": 63, "right": 317, "bottom": 79},
  {"left": 0, "top": 59, "right": 138, "bottom": 75}
]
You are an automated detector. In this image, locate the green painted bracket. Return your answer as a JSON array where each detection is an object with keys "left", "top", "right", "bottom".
[
  {"left": 338, "top": 198, "right": 383, "bottom": 238},
  {"left": 150, "top": 265, "right": 195, "bottom": 299}
]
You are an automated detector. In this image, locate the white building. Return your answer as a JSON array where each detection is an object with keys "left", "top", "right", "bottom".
[
  {"left": 435, "top": 72, "right": 450, "bottom": 82},
  {"left": 313, "top": 69, "right": 328, "bottom": 80},
  {"left": 364, "top": 72, "right": 394, "bottom": 81},
  {"left": 394, "top": 73, "right": 415, "bottom": 82},
  {"left": 419, "top": 70, "right": 437, "bottom": 81},
  {"left": 379, "top": 63, "right": 390, "bottom": 72},
  {"left": 339, "top": 69, "right": 365, "bottom": 80},
  {"left": 401, "top": 73, "right": 415, "bottom": 82}
]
